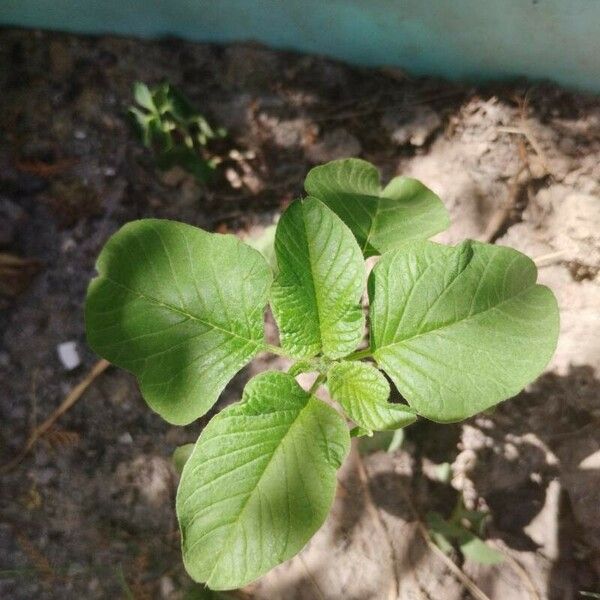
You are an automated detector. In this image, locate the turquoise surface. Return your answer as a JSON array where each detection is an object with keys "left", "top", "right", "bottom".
[{"left": 2, "top": 0, "right": 599, "bottom": 92}]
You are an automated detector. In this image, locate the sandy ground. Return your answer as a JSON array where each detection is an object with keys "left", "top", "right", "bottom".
[{"left": 0, "top": 28, "right": 599, "bottom": 599}]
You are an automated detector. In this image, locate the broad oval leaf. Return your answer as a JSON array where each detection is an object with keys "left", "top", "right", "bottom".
[
  {"left": 271, "top": 197, "right": 365, "bottom": 359},
  {"left": 328, "top": 361, "right": 416, "bottom": 433},
  {"left": 85, "top": 219, "right": 272, "bottom": 425},
  {"left": 305, "top": 158, "right": 449, "bottom": 257},
  {"left": 369, "top": 240, "right": 559, "bottom": 422},
  {"left": 176, "top": 371, "right": 350, "bottom": 590}
]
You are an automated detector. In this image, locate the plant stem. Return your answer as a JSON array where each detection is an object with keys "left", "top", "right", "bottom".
[
  {"left": 308, "top": 374, "right": 325, "bottom": 394},
  {"left": 264, "top": 343, "right": 289, "bottom": 357},
  {"left": 346, "top": 348, "right": 372, "bottom": 361}
]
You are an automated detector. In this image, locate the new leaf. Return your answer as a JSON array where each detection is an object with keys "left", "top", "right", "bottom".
[
  {"left": 328, "top": 361, "right": 416, "bottom": 433},
  {"left": 177, "top": 371, "right": 350, "bottom": 590},
  {"left": 271, "top": 197, "right": 365, "bottom": 359},
  {"left": 305, "top": 158, "right": 449, "bottom": 257},
  {"left": 85, "top": 219, "right": 272, "bottom": 425},
  {"left": 369, "top": 240, "right": 559, "bottom": 422}
]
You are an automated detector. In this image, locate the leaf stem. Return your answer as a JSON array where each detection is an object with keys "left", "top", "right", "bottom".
[
  {"left": 264, "top": 343, "right": 289, "bottom": 357},
  {"left": 346, "top": 348, "right": 372, "bottom": 361}
]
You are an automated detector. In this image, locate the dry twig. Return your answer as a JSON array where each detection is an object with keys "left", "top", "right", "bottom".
[
  {"left": 489, "top": 542, "right": 541, "bottom": 600},
  {"left": 14, "top": 531, "right": 56, "bottom": 584},
  {"left": 353, "top": 447, "right": 402, "bottom": 600},
  {"left": 0, "top": 359, "right": 110, "bottom": 474}
]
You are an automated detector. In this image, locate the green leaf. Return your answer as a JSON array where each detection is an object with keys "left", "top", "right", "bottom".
[
  {"left": 427, "top": 512, "right": 459, "bottom": 554},
  {"left": 133, "top": 81, "right": 156, "bottom": 112},
  {"left": 287, "top": 357, "right": 328, "bottom": 377},
  {"left": 85, "top": 219, "right": 272, "bottom": 425},
  {"left": 156, "top": 146, "right": 215, "bottom": 182},
  {"left": 435, "top": 462, "right": 452, "bottom": 484},
  {"left": 459, "top": 535, "right": 504, "bottom": 565},
  {"left": 427, "top": 511, "right": 503, "bottom": 564},
  {"left": 271, "top": 197, "right": 365, "bottom": 359},
  {"left": 172, "top": 443, "right": 195, "bottom": 475},
  {"left": 328, "top": 361, "right": 416, "bottom": 432},
  {"left": 128, "top": 107, "right": 152, "bottom": 146},
  {"left": 167, "top": 84, "right": 199, "bottom": 122},
  {"left": 369, "top": 240, "right": 559, "bottom": 422},
  {"left": 431, "top": 531, "right": 454, "bottom": 555},
  {"left": 357, "top": 428, "right": 405, "bottom": 454},
  {"left": 304, "top": 158, "right": 449, "bottom": 257},
  {"left": 176, "top": 371, "right": 350, "bottom": 590}
]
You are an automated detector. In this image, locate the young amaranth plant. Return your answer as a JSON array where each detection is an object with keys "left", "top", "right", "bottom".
[
  {"left": 129, "top": 82, "right": 226, "bottom": 183},
  {"left": 85, "top": 158, "right": 559, "bottom": 590}
]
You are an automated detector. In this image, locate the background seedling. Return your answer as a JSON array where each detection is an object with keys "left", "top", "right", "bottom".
[
  {"left": 427, "top": 498, "right": 504, "bottom": 565},
  {"left": 129, "top": 81, "right": 226, "bottom": 183}
]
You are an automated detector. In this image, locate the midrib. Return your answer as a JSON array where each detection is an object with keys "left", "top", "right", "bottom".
[
  {"left": 206, "top": 399, "right": 312, "bottom": 586},
  {"left": 375, "top": 285, "right": 535, "bottom": 352},
  {"left": 105, "top": 276, "right": 257, "bottom": 345}
]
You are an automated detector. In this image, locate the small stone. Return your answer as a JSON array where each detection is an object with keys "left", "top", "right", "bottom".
[
  {"left": 160, "top": 575, "right": 176, "bottom": 598},
  {"left": 118, "top": 432, "right": 133, "bottom": 445},
  {"left": 61, "top": 237, "right": 76, "bottom": 253},
  {"left": 382, "top": 105, "right": 441, "bottom": 147},
  {"left": 33, "top": 467, "right": 56, "bottom": 485},
  {"left": 273, "top": 118, "right": 316, "bottom": 148},
  {"left": 57, "top": 341, "right": 81, "bottom": 370},
  {"left": 503, "top": 442, "right": 519, "bottom": 461},
  {"left": 258, "top": 114, "right": 318, "bottom": 149},
  {"left": 306, "top": 128, "right": 362, "bottom": 163},
  {"left": 159, "top": 166, "right": 188, "bottom": 187}
]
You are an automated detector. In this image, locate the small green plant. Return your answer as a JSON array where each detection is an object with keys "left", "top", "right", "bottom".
[
  {"left": 129, "top": 82, "right": 225, "bottom": 182},
  {"left": 85, "top": 158, "right": 559, "bottom": 590},
  {"left": 427, "top": 499, "right": 503, "bottom": 565}
]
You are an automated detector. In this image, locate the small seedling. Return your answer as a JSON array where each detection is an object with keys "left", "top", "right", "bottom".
[
  {"left": 358, "top": 427, "right": 405, "bottom": 455},
  {"left": 427, "top": 498, "right": 503, "bottom": 565},
  {"left": 85, "top": 158, "right": 559, "bottom": 590},
  {"left": 129, "top": 82, "right": 226, "bottom": 183}
]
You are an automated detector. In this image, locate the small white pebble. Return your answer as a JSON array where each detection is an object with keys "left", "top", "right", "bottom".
[
  {"left": 118, "top": 432, "right": 133, "bottom": 445},
  {"left": 74, "top": 129, "right": 87, "bottom": 140},
  {"left": 57, "top": 341, "right": 81, "bottom": 370},
  {"left": 61, "top": 237, "right": 76, "bottom": 252},
  {"left": 530, "top": 472, "right": 543, "bottom": 484},
  {"left": 503, "top": 442, "right": 519, "bottom": 461},
  {"left": 160, "top": 575, "right": 176, "bottom": 598}
]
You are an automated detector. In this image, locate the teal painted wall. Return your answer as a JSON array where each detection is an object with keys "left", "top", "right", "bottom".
[{"left": 2, "top": 0, "right": 599, "bottom": 92}]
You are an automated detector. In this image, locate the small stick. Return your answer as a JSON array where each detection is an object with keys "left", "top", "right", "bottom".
[
  {"left": 0, "top": 359, "right": 110, "bottom": 474},
  {"left": 387, "top": 462, "right": 493, "bottom": 600},
  {"left": 479, "top": 164, "right": 528, "bottom": 244},
  {"left": 489, "top": 542, "right": 541, "bottom": 600},
  {"left": 413, "top": 518, "right": 492, "bottom": 600},
  {"left": 534, "top": 250, "right": 567, "bottom": 267},
  {"left": 353, "top": 446, "right": 401, "bottom": 600},
  {"left": 298, "top": 553, "right": 327, "bottom": 600}
]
